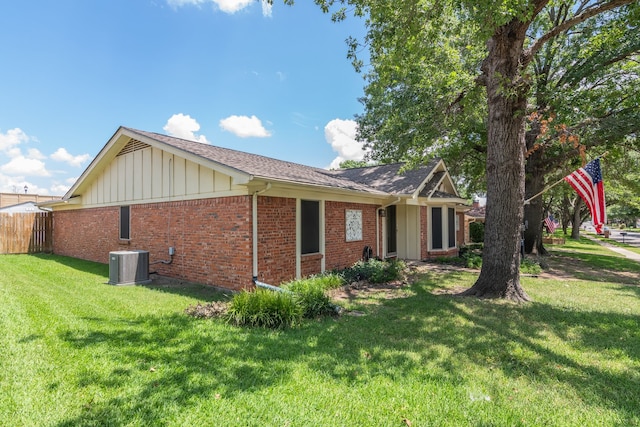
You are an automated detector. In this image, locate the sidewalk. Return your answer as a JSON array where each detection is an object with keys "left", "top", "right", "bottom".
[{"left": 585, "top": 234, "right": 640, "bottom": 262}]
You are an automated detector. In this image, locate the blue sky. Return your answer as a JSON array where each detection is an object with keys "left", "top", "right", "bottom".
[{"left": 0, "top": 0, "right": 368, "bottom": 196}]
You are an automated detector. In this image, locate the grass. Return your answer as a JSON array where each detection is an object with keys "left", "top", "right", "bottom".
[{"left": 1, "top": 249, "right": 639, "bottom": 426}]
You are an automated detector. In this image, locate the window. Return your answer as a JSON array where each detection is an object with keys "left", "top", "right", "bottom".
[
  {"left": 386, "top": 205, "right": 397, "bottom": 254},
  {"left": 120, "top": 206, "right": 130, "bottom": 240},
  {"left": 301, "top": 200, "right": 319, "bottom": 254},
  {"left": 448, "top": 208, "right": 456, "bottom": 248},
  {"left": 431, "top": 207, "right": 442, "bottom": 249}
]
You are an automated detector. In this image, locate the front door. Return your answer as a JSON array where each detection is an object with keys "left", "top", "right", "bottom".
[{"left": 386, "top": 205, "right": 397, "bottom": 255}]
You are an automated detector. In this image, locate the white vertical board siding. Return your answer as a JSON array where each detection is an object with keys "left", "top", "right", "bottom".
[
  {"left": 215, "top": 171, "right": 231, "bottom": 192},
  {"left": 173, "top": 157, "right": 186, "bottom": 197},
  {"left": 162, "top": 154, "right": 173, "bottom": 198},
  {"left": 200, "top": 166, "right": 214, "bottom": 193},
  {"left": 133, "top": 149, "right": 144, "bottom": 200},
  {"left": 186, "top": 160, "right": 200, "bottom": 195},
  {"left": 79, "top": 145, "right": 244, "bottom": 207},
  {"left": 117, "top": 156, "right": 126, "bottom": 201},
  {"left": 152, "top": 147, "right": 164, "bottom": 199},
  {"left": 142, "top": 147, "right": 152, "bottom": 200}
]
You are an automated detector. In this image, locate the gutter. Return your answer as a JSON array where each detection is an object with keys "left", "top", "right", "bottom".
[{"left": 252, "top": 183, "right": 271, "bottom": 282}]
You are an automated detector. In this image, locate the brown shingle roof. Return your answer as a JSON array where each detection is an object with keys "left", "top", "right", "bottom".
[
  {"left": 125, "top": 128, "right": 385, "bottom": 194},
  {"left": 326, "top": 158, "right": 441, "bottom": 195}
]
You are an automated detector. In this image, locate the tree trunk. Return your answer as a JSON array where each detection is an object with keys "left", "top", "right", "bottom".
[
  {"left": 459, "top": 21, "right": 531, "bottom": 302},
  {"left": 561, "top": 193, "right": 571, "bottom": 235},
  {"left": 571, "top": 196, "right": 583, "bottom": 239},
  {"left": 523, "top": 134, "right": 547, "bottom": 255}
]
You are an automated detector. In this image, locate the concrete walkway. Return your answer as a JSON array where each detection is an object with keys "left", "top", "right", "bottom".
[{"left": 585, "top": 234, "right": 640, "bottom": 262}]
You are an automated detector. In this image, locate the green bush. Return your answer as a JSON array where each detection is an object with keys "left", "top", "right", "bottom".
[
  {"left": 339, "top": 258, "right": 405, "bottom": 284},
  {"left": 285, "top": 279, "right": 338, "bottom": 318},
  {"left": 304, "top": 273, "right": 345, "bottom": 290},
  {"left": 462, "top": 252, "right": 483, "bottom": 269},
  {"left": 469, "top": 222, "right": 485, "bottom": 243},
  {"left": 226, "top": 289, "right": 302, "bottom": 329}
]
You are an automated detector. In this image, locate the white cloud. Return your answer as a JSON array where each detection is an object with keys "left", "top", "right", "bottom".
[
  {"left": 0, "top": 128, "right": 30, "bottom": 153},
  {"left": 1, "top": 156, "right": 50, "bottom": 177},
  {"left": 27, "top": 148, "right": 46, "bottom": 160},
  {"left": 50, "top": 183, "right": 72, "bottom": 195},
  {"left": 50, "top": 148, "right": 91, "bottom": 167},
  {"left": 324, "top": 119, "right": 368, "bottom": 169},
  {"left": 219, "top": 115, "right": 272, "bottom": 138},
  {"left": 163, "top": 114, "right": 209, "bottom": 143},
  {"left": 167, "top": 0, "right": 270, "bottom": 15}
]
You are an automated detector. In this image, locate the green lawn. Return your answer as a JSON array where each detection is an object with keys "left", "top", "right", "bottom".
[{"left": 1, "top": 248, "right": 639, "bottom": 426}]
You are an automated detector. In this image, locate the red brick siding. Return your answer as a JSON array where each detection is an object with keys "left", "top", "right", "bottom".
[
  {"left": 325, "top": 201, "right": 378, "bottom": 271},
  {"left": 53, "top": 196, "right": 253, "bottom": 290},
  {"left": 256, "top": 196, "right": 296, "bottom": 285},
  {"left": 301, "top": 253, "right": 323, "bottom": 277}
]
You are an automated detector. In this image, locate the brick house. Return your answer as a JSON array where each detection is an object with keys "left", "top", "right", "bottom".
[{"left": 46, "top": 127, "right": 468, "bottom": 290}]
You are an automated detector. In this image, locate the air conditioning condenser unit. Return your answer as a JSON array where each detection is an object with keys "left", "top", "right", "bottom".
[{"left": 108, "top": 250, "right": 150, "bottom": 285}]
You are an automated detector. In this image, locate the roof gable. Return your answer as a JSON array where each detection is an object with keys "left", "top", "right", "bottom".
[{"left": 63, "top": 126, "right": 464, "bottom": 203}]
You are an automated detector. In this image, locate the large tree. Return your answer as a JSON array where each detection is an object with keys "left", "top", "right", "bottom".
[
  {"left": 523, "top": 4, "right": 640, "bottom": 253},
  {"left": 310, "top": 0, "right": 637, "bottom": 301}
]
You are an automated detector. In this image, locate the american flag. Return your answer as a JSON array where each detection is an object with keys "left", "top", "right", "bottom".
[
  {"left": 544, "top": 215, "right": 557, "bottom": 234},
  {"left": 564, "top": 158, "right": 606, "bottom": 234}
]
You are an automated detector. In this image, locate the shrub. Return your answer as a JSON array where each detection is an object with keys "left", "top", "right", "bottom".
[
  {"left": 462, "top": 252, "right": 483, "bottom": 269},
  {"left": 285, "top": 279, "right": 338, "bottom": 318},
  {"left": 305, "top": 273, "right": 345, "bottom": 290},
  {"left": 226, "top": 289, "right": 302, "bottom": 329},
  {"left": 469, "top": 222, "right": 485, "bottom": 243},
  {"left": 339, "top": 258, "right": 405, "bottom": 284}
]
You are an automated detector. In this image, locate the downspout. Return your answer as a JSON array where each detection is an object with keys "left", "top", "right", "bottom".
[
  {"left": 252, "top": 183, "right": 271, "bottom": 283},
  {"left": 376, "top": 197, "right": 401, "bottom": 259}
]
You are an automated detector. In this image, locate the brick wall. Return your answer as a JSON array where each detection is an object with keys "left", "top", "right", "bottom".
[
  {"left": 325, "top": 201, "right": 378, "bottom": 271},
  {"left": 53, "top": 196, "right": 254, "bottom": 290},
  {"left": 256, "top": 196, "right": 296, "bottom": 285}
]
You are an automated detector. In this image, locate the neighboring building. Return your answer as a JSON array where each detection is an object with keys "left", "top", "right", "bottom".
[
  {"left": 0, "top": 192, "right": 61, "bottom": 209},
  {"left": 45, "top": 127, "right": 468, "bottom": 290},
  {"left": 0, "top": 201, "right": 51, "bottom": 214},
  {"left": 464, "top": 199, "right": 486, "bottom": 244}
]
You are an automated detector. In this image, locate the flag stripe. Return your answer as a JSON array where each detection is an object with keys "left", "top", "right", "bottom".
[{"left": 564, "top": 158, "right": 606, "bottom": 233}]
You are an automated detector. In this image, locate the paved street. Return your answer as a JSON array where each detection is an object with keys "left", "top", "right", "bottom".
[
  {"left": 581, "top": 225, "right": 640, "bottom": 247},
  {"left": 606, "top": 230, "right": 640, "bottom": 247}
]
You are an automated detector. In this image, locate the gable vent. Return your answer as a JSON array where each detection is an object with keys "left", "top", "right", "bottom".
[{"left": 117, "top": 138, "right": 151, "bottom": 156}]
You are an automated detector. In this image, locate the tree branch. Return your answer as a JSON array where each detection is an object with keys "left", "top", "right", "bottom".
[{"left": 522, "top": 0, "right": 636, "bottom": 67}]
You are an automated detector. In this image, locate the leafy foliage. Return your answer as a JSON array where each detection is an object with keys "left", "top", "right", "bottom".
[
  {"left": 285, "top": 279, "right": 339, "bottom": 318},
  {"left": 226, "top": 289, "right": 302, "bottom": 329},
  {"left": 469, "top": 222, "right": 485, "bottom": 243},
  {"left": 339, "top": 258, "right": 406, "bottom": 283}
]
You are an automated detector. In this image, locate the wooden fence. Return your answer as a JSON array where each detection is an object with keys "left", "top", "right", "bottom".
[{"left": 0, "top": 212, "right": 52, "bottom": 254}]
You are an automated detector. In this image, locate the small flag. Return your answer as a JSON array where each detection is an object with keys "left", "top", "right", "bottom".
[
  {"left": 564, "top": 158, "right": 606, "bottom": 234},
  {"left": 544, "top": 215, "right": 557, "bottom": 234}
]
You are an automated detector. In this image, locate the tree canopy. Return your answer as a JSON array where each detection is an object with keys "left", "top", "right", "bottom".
[{"left": 311, "top": 0, "right": 638, "bottom": 301}]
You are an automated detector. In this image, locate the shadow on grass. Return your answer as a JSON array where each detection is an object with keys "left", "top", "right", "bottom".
[
  {"left": 29, "top": 253, "right": 229, "bottom": 301},
  {"left": 55, "top": 271, "right": 640, "bottom": 426},
  {"left": 548, "top": 250, "right": 640, "bottom": 285},
  {"left": 29, "top": 253, "right": 109, "bottom": 276}
]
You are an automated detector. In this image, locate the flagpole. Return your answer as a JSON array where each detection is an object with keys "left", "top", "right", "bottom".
[
  {"left": 524, "top": 177, "right": 566, "bottom": 205},
  {"left": 523, "top": 151, "right": 608, "bottom": 205}
]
